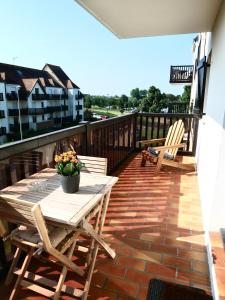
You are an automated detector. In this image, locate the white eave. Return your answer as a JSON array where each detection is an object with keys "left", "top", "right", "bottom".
[{"left": 74, "top": 0, "right": 222, "bottom": 38}]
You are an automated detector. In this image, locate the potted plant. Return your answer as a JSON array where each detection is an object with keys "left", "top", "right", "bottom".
[{"left": 55, "top": 150, "right": 84, "bottom": 193}]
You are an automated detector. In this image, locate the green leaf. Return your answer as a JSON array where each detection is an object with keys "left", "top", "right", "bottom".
[{"left": 63, "top": 162, "right": 75, "bottom": 175}]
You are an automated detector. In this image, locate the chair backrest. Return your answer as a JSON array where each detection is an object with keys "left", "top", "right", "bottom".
[
  {"left": 0, "top": 196, "right": 37, "bottom": 228},
  {"left": 0, "top": 195, "right": 52, "bottom": 249},
  {"left": 165, "top": 120, "right": 185, "bottom": 158},
  {"left": 78, "top": 155, "right": 108, "bottom": 175}
]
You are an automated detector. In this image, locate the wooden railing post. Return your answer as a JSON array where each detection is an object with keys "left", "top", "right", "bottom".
[{"left": 133, "top": 113, "right": 137, "bottom": 150}]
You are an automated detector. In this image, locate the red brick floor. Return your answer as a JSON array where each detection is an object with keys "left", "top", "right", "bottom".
[{"left": 0, "top": 153, "right": 212, "bottom": 299}]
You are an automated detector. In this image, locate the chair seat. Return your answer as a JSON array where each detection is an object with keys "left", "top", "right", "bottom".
[{"left": 14, "top": 225, "right": 72, "bottom": 248}]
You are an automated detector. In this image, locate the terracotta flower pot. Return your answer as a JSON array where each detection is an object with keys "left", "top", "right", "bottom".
[{"left": 60, "top": 174, "right": 80, "bottom": 193}]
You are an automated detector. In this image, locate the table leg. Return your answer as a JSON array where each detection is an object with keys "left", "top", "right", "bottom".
[
  {"left": 86, "top": 196, "right": 104, "bottom": 266},
  {"left": 53, "top": 235, "right": 78, "bottom": 300},
  {"left": 82, "top": 220, "right": 115, "bottom": 259}
]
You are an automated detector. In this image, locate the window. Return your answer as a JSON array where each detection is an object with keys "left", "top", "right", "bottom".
[
  {"left": 0, "top": 93, "right": 3, "bottom": 101},
  {"left": 41, "top": 102, "right": 44, "bottom": 108},
  {"left": 42, "top": 115, "right": 44, "bottom": 121},
  {"left": 33, "top": 116, "right": 36, "bottom": 123},
  {"left": 35, "top": 88, "right": 39, "bottom": 94}
]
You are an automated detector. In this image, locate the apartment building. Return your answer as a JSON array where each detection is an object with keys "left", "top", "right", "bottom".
[{"left": 0, "top": 63, "right": 83, "bottom": 144}]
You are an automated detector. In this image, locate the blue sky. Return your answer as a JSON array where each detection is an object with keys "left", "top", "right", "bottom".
[{"left": 0, "top": 0, "right": 195, "bottom": 97}]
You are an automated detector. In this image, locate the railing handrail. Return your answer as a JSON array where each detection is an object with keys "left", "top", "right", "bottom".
[
  {"left": 0, "top": 124, "right": 86, "bottom": 161},
  {"left": 0, "top": 112, "right": 200, "bottom": 161}
]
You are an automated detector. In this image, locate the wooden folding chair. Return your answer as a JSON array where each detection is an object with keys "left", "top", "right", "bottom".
[
  {"left": 0, "top": 197, "right": 84, "bottom": 300},
  {"left": 77, "top": 155, "right": 110, "bottom": 264},
  {"left": 139, "top": 119, "right": 193, "bottom": 175}
]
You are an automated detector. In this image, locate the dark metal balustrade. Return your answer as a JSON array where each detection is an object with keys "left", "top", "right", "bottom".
[
  {"left": 75, "top": 93, "right": 83, "bottom": 100},
  {"left": 45, "top": 106, "right": 62, "bottom": 113},
  {"left": 47, "top": 94, "right": 61, "bottom": 100},
  {"left": 61, "top": 94, "right": 68, "bottom": 100},
  {"left": 76, "top": 105, "right": 83, "bottom": 110},
  {"left": 8, "top": 108, "right": 29, "bottom": 116},
  {"left": 61, "top": 105, "right": 68, "bottom": 111},
  {"left": 9, "top": 123, "right": 29, "bottom": 132},
  {"left": 29, "top": 108, "right": 45, "bottom": 115},
  {"left": 32, "top": 94, "right": 46, "bottom": 101},
  {"left": 0, "top": 127, "right": 6, "bottom": 136},
  {"left": 0, "top": 110, "right": 5, "bottom": 118},
  {"left": 170, "top": 65, "right": 193, "bottom": 84},
  {"left": 6, "top": 92, "right": 18, "bottom": 101}
]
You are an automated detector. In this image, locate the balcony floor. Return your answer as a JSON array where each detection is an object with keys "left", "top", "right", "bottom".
[{"left": 0, "top": 153, "right": 211, "bottom": 299}]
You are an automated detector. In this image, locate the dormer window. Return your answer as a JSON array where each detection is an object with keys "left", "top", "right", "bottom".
[{"left": 35, "top": 88, "right": 39, "bottom": 94}]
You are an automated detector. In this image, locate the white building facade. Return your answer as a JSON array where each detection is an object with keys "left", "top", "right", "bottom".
[{"left": 0, "top": 63, "right": 84, "bottom": 144}]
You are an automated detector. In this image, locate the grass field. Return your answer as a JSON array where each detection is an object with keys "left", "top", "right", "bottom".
[{"left": 91, "top": 107, "right": 125, "bottom": 118}]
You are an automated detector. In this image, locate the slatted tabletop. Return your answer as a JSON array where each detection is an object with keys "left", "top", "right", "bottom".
[{"left": 0, "top": 168, "right": 118, "bottom": 227}]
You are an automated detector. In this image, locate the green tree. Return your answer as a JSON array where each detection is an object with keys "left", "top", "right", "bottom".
[
  {"left": 120, "top": 94, "right": 129, "bottom": 110},
  {"left": 84, "top": 95, "right": 92, "bottom": 108},
  {"left": 180, "top": 86, "right": 191, "bottom": 102}
]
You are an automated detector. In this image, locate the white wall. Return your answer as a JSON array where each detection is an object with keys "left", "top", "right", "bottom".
[{"left": 196, "top": 0, "right": 225, "bottom": 233}]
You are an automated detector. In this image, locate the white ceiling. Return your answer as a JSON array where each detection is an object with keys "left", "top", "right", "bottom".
[{"left": 75, "top": 0, "right": 222, "bottom": 38}]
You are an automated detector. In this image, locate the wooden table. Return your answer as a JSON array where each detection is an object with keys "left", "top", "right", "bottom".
[{"left": 0, "top": 168, "right": 118, "bottom": 299}]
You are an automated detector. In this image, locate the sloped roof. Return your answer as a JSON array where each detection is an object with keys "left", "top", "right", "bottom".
[
  {"left": 0, "top": 63, "right": 62, "bottom": 94},
  {"left": 44, "top": 64, "right": 79, "bottom": 89}
]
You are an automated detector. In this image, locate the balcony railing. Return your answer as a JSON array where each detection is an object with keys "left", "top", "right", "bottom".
[
  {"left": 9, "top": 123, "right": 29, "bottom": 132},
  {"left": 61, "top": 105, "right": 68, "bottom": 111},
  {"left": 61, "top": 94, "right": 68, "bottom": 100},
  {"left": 29, "top": 108, "right": 45, "bottom": 115},
  {"left": 0, "top": 112, "right": 199, "bottom": 179},
  {"left": 0, "top": 110, "right": 5, "bottom": 118},
  {"left": 0, "top": 127, "right": 6, "bottom": 136},
  {"left": 76, "top": 105, "right": 83, "bottom": 110},
  {"left": 32, "top": 94, "right": 46, "bottom": 101},
  {"left": 6, "top": 92, "right": 18, "bottom": 101},
  {"left": 75, "top": 93, "right": 83, "bottom": 100},
  {"left": 169, "top": 65, "right": 193, "bottom": 84},
  {"left": 47, "top": 94, "right": 61, "bottom": 100},
  {"left": 45, "top": 106, "right": 61, "bottom": 113},
  {"left": 8, "top": 109, "right": 29, "bottom": 116}
]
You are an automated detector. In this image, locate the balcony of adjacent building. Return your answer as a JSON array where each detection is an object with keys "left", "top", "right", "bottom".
[
  {"left": 45, "top": 105, "right": 68, "bottom": 114},
  {"left": 0, "top": 112, "right": 213, "bottom": 299},
  {"left": 169, "top": 65, "right": 194, "bottom": 84},
  {"left": 31, "top": 93, "right": 46, "bottom": 101},
  {"left": 9, "top": 122, "right": 29, "bottom": 132},
  {"left": 0, "top": 126, "right": 6, "bottom": 136},
  {"left": 8, "top": 108, "right": 29, "bottom": 116},
  {"left": 76, "top": 104, "right": 83, "bottom": 110},
  {"left": 47, "top": 94, "right": 61, "bottom": 101},
  {"left": 6, "top": 91, "right": 28, "bottom": 101},
  {"left": 28, "top": 108, "right": 45, "bottom": 115},
  {"left": 0, "top": 110, "right": 5, "bottom": 119},
  {"left": 75, "top": 92, "right": 83, "bottom": 100}
]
